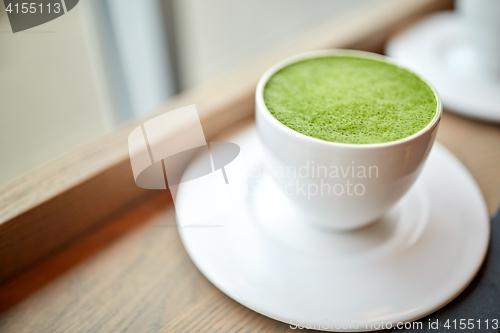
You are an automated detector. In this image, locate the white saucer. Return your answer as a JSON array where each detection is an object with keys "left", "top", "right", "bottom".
[
  {"left": 177, "top": 124, "right": 489, "bottom": 332},
  {"left": 386, "top": 12, "right": 500, "bottom": 123}
]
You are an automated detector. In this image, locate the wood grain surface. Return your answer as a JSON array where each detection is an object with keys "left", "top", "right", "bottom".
[
  {"left": 0, "top": 111, "right": 499, "bottom": 333},
  {"left": 4, "top": 0, "right": 493, "bottom": 332},
  {"left": 0, "top": 0, "right": 453, "bottom": 285},
  {"left": 437, "top": 113, "right": 500, "bottom": 215},
  {"left": 0, "top": 0, "right": 454, "bottom": 285}
]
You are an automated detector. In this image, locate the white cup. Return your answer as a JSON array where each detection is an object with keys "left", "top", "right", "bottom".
[
  {"left": 457, "top": 0, "right": 500, "bottom": 74},
  {"left": 255, "top": 50, "right": 442, "bottom": 231}
]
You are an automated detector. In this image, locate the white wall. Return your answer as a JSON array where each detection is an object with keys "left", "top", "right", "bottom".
[
  {"left": 172, "top": 0, "right": 376, "bottom": 89},
  {"left": 0, "top": 1, "right": 114, "bottom": 186}
]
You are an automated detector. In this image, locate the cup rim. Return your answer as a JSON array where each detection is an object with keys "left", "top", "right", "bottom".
[{"left": 255, "top": 49, "right": 442, "bottom": 149}]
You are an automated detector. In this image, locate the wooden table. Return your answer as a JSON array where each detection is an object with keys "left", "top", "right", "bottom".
[{"left": 0, "top": 111, "right": 499, "bottom": 333}]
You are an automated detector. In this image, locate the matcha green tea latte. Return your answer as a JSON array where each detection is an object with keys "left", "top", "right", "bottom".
[{"left": 263, "top": 56, "right": 438, "bottom": 144}]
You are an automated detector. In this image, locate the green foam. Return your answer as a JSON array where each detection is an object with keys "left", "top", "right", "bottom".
[{"left": 263, "top": 55, "right": 437, "bottom": 144}]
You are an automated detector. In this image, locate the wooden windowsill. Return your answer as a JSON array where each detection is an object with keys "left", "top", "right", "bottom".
[
  {"left": 3, "top": 1, "right": 500, "bottom": 331},
  {"left": 2, "top": 110, "right": 500, "bottom": 332},
  {"left": 0, "top": 0, "right": 460, "bottom": 294}
]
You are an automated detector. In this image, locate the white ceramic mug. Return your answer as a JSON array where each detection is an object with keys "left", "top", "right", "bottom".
[
  {"left": 255, "top": 50, "right": 442, "bottom": 231},
  {"left": 457, "top": 0, "right": 500, "bottom": 74}
]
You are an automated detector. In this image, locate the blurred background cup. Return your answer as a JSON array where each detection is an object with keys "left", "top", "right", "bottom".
[{"left": 457, "top": 0, "right": 500, "bottom": 75}]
